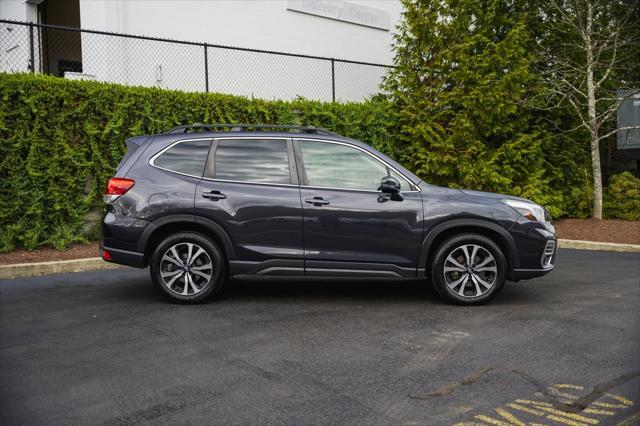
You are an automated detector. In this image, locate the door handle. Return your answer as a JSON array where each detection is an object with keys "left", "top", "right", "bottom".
[
  {"left": 305, "top": 197, "right": 329, "bottom": 206},
  {"left": 202, "top": 190, "right": 227, "bottom": 201}
]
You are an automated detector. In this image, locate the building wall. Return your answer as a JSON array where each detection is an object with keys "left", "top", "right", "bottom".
[
  {"left": 0, "top": 0, "right": 34, "bottom": 21},
  {"left": 78, "top": 0, "right": 402, "bottom": 64},
  {"left": 0, "top": 0, "right": 36, "bottom": 72},
  {"left": 1, "top": 0, "right": 402, "bottom": 101}
]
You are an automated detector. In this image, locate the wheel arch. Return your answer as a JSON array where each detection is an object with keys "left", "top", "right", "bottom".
[
  {"left": 418, "top": 219, "right": 519, "bottom": 278},
  {"left": 138, "top": 214, "right": 235, "bottom": 266}
]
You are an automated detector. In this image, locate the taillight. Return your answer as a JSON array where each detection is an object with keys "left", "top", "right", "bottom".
[
  {"left": 104, "top": 177, "right": 135, "bottom": 203},
  {"left": 101, "top": 248, "right": 112, "bottom": 261}
]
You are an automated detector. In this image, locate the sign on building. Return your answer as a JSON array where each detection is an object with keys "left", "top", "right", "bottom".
[
  {"left": 287, "top": 0, "right": 391, "bottom": 31},
  {"left": 617, "top": 89, "right": 640, "bottom": 150}
]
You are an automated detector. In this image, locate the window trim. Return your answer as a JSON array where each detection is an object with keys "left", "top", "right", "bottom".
[
  {"left": 294, "top": 138, "right": 419, "bottom": 193},
  {"left": 149, "top": 138, "right": 213, "bottom": 178},
  {"left": 148, "top": 136, "right": 419, "bottom": 193},
  {"left": 202, "top": 137, "right": 298, "bottom": 187}
]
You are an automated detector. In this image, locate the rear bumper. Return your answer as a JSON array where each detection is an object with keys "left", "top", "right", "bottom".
[
  {"left": 101, "top": 211, "right": 150, "bottom": 268},
  {"left": 99, "top": 243, "right": 145, "bottom": 268}
]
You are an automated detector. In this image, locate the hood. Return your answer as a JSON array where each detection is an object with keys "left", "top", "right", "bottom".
[
  {"left": 419, "top": 182, "right": 533, "bottom": 203},
  {"left": 460, "top": 189, "right": 529, "bottom": 202}
]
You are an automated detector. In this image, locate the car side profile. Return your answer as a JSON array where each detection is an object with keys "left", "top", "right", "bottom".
[{"left": 100, "top": 124, "right": 557, "bottom": 305}]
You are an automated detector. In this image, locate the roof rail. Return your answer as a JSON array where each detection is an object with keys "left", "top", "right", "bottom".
[{"left": 166, "top": 123, "right": 340, "bottom": 136}]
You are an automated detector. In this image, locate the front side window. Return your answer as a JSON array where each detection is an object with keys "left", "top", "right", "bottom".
[
  {"left": 214, "top": 139, "right": 291, "bottom": 184},
  {"left": 299, "top": 141, "right": 411, "bottom": 191},
  {"left": 153, "top": 139, "right": 211, "bottom": 176}
]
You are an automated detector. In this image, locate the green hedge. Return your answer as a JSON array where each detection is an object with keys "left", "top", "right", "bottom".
[
  {"left": 0, "top": 73, "right": 396, "bottom": 251},
  {"left": 0, "top": 73, "right": 637, "bottom": 251},
  {"left": 604, "top": 172, "right": 640, "bottom": 221}
]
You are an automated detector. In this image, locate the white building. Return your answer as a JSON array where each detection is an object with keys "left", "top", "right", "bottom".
[{"left": 0, "top": 0, "right": 403, "bottom": 101}]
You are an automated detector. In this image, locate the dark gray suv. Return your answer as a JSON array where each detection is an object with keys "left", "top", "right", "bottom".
[{"left": 101, "top": 124, "right": 556, "bottom": 305}]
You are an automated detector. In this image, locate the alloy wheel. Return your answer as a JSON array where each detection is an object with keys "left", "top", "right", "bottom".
[
  {"left": 443, "top": 244, "right": 497, "bottom": 298},
  {"left": 160, "top": 242, "right": 214, "bottom": 296}
]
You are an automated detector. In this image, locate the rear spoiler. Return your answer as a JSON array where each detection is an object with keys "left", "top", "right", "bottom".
[{"left": 115, "top": 136, "right": 149, "bottom": 174}]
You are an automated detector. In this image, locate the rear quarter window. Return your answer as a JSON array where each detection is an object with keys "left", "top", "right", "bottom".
[{"left": 152, "top": 139, "right": 211, "bottom": 177}]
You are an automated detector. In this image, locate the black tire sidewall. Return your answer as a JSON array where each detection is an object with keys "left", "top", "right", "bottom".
[
  {"left": 431, "top": 234, "right": 506, "bottom": 305},
  {"left": 150, "top": 232, "right": 225, "bottom": 304}
]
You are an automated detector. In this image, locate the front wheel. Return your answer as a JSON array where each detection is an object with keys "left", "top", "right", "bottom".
[
  {"left": 431, "top": 233, "right": 506, "bottom": 305},
  {"left": 150, "top": 232, "right": 226, "bottom": 304}
]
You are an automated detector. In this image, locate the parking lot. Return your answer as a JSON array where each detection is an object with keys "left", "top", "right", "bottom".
[{"left": 1, "top": 249, "right": 638, "bottom": 425}]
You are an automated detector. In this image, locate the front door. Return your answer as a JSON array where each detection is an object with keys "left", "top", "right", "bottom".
[
  {"left": 195, "top": 137, "right": 304, "bottom": 275},
  {"left": 295, "top": 139, "right": 423, "bottom": 276}
]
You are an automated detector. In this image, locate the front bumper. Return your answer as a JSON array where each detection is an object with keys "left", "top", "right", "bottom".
[
  {"left": 511, "top": 264, "right": 555, "bottom": 280},
  {"left": 508, "top": 219, "right": 557, "bottom": 281}
]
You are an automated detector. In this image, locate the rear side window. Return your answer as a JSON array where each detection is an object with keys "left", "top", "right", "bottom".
[
  {"left": 214, "top": 139, "right": 291, "bottom": 184},
  {"left": 153, "top": 139, "right": 211, "bottom": 177}
]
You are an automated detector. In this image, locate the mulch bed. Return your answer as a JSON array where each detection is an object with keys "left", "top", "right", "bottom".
[
  {"left": 553, "top": 218, "right": 640, "bottom": 245},
  {"left": 0, "top": 219, "right": 637, "bottom": 265},
  {"left": 0, "top": 241, "right": 100, "bottom": 265}
]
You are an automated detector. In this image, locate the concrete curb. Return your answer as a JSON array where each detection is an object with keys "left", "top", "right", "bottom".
[
  {"left": 0, "top": 257, "right": 124, "bottom": 280},
  {"left": 558, "top": 239, "right": 640, "bottom": 253},
  {"left": 1, "top": 239, "right": 638, "bottom": 280}
]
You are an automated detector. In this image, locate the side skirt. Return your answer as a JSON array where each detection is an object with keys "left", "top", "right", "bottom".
[{"left": 229, "top": 259, "right": 417, "bottom": 278}]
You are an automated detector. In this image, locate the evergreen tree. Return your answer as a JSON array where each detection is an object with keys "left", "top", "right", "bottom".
[{"left": 384, "top": 0, "right": 565, "bottom": 213}]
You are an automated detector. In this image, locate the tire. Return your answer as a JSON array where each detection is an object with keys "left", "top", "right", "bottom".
[
  {"left": 430, "top": 233, "right": 506, "bottom": 305},
  {"left": 150, "top": 232, "right": 226, "bottom": 304}
]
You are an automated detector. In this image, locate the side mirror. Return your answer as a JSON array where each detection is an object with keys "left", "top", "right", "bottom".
[{"left": 379, "top": 176, "right": 401, "bottom": 194}]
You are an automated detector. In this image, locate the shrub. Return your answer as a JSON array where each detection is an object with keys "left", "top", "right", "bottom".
[
  {"left": 0, "top": 72, "right": 625, "bottom": 251},
  {"left": 0, "top": 73, "right": 394, "bottom": 251},
  {"left": 604, "top": 172, "right": 640, "bottom": 220}
]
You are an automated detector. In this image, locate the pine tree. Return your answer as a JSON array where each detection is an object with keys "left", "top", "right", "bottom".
[{"left": 384, "top": 0, "right": 563, "bottom": 212}]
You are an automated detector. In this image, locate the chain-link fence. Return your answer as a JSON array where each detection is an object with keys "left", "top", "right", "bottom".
[{"left": 0, "top": 19, "right": 392, "bottom": 102}]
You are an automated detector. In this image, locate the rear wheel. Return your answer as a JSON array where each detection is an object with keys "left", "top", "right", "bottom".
[
  {"left": 431, "top": 233, "right": 506, "bottom": 305},
  {"left": 150, "top": 232, "right": 225, "bottom": 304}
]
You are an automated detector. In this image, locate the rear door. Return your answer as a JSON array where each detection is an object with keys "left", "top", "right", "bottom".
[
  {"left": 295, "top": 139, "right": 423, "bottom": 276},
  {"left": 195, "top": 137, "right": 304, "bottom": 275}
]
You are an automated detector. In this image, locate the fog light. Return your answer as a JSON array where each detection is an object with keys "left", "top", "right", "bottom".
[{"left": 541, "top": 240, "right": 555, "bottom": 268}]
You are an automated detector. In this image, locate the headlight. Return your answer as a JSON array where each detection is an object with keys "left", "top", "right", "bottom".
[{"left": 503, "top": 199, "right": 546, "bottom": 222}]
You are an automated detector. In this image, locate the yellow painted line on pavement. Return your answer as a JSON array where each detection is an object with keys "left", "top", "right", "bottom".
[
  {"left": 515, "top": 399, "right": 600, "bottom": 424},
  {"left": 453, "top": 383, "right": 637, "bottom": 426},
  {"left": 593, "top": 393, "right": 635, "bottom": 409},
  {"left": 584, "top": 408, "right": 616, "bottom": 416},
  {"left": 616, "top": 411, "right": 640, "bottom": 426},
  {"left": 507, "top": 403, "right": 546, "bottom": 416},
  {"left": 473, "top": 415, "right": 517, "bottom": 426},
  {"left": 544, "top": 414, "right": 590, "bottom": 426},
  {"left": 475, "top": 408, "right": 526, "bottom": 426}
]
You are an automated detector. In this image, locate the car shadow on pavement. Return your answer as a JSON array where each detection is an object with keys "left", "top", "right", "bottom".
[
  {"left": 101, "top": 274, "right": 543, "bottom": 306},
  {"left": 225, "top": 277, "right": 437, "bottom": 303},
  {"left": 212, "top": 276, "right": 541, "bottom": 306},
  {"left": 2, "top": 268, "right": 541, "bottom": 306}
]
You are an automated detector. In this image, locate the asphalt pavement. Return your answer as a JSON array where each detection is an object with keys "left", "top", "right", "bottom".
[{"left": 1, "top": 249, "right": 639, "bottom": 425}]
